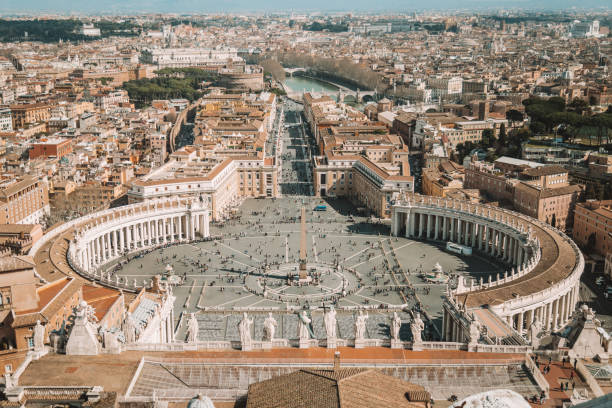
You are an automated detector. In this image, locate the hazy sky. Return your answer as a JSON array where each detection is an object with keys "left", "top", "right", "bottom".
[{"left": 1, "top": 0, "right": 610, "bottom": 14}]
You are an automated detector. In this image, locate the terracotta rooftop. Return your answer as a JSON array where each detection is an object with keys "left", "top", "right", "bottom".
[{"left": 245, "top": 368, "right": 429, "bottom": 408}]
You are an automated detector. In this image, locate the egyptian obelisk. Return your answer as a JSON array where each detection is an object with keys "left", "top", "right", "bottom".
[{"left": 299, "top": 206, "right": 307, "bottom": 280}]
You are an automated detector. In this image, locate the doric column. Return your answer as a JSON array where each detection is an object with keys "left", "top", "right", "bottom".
[
  {"left": 427, "top": 214, "right": 433, "bottom": 239},
  {"left": 552, "top": 299, "right": 559, "bottom": 330},
  {"left": 450, "top": 217, "right": 455, "bottom": 242},
  {"left": 97, "top": 236, "right": 102, "bottom": 263},
  {"left": 564, "top": 292, "right": 571, "bottom": 323},
  {"left": 188, "top": 215, "right": 193, "bottom": 239},
  {"left": 544, "top": 302, "right": 551, "bottom": 331},
  {"left": 119, "top": 227, "right": 125, "bottom": 252},
  {"left": 171, "top": 217, "right": 176, "bottom": 242},
  {"left": 105, "top": 233, "right": 110, "bottom": 259},
  {"left": 403, "top": 211, "right": 409, "bottom": 238},
  {"left": 517, "top": 312, "right": 524, "bottom": 334},
  {"left": 203, "top": 212, "right": 210, "bottom": 237},
  {"left": 434, "top": 215, "right": 440, "bottom": 240},
  {"left": 525, "top": 309, "right": 533, "bottom": 331},
  {"left": 442, "top": 216, "right": 447, "bottom": 240},
  {"left": 419, "top": 213, "right": 423, "bottom": 238}
]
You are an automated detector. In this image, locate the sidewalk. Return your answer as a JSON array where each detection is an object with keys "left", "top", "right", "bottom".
[{"left": 529, "top": 360, "right": 585, "bottom": 407}]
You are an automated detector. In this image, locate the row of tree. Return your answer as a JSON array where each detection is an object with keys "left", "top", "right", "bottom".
[
  {"left": 123, "top": 68, "right": 220, "bottom": 108},
  {"left": 0, "top": 19, "right": 139, "bottom": 43},
  {"left": 261, "top": 52, "right": 387, "bottom": 92},
  {"left": 524, "top": 97, "right": 612, "bottom": 145}
]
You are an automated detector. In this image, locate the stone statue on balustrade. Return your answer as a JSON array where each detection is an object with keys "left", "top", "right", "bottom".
[
  {"left": 298, "top": 310, "right": 312, "bottom": 341},
  {"left": 324, "top": 305, "right": 337, "bottom": 340},
  {"left": 410, "top": 312, "right": 424, "bottom": 345},
  {"left": 33, "top": 320, "right": 45, "bottom": 352},
  {"left": 391, "top": 312, "right": 402, "bottom": 341},
  {"left": 186, "top": 313, "right": 199, "bottom": 343},
  {"left": 528, "top": 317, "right": 542, "bottom": 349},
  {"left": 468, "top": 318, "right": 480, "bottom": 347},
  {"left": 122, "top": 312, "right": 138, "bottom": 344},
  {"left": 102, "top": 329, "right": 120, "bottom": 352},
  {"left": 238, "top": 312, "right": 253, "bottom": 350},
  {"left": 354, "top": 310, "right": 368, "bottom": 341},
  {"left": 263, "top": 313, "right": 277, "bottom": 342}
]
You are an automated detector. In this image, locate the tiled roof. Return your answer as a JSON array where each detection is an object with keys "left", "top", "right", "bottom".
[{"left": 246, "top": 368, "right": 428, "bottom": 408}]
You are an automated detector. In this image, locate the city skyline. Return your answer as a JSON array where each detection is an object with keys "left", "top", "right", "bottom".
[{"left": 2, "top": 0, "right": 611, "bottom": 14}]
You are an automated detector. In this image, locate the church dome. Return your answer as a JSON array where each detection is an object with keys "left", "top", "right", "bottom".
[{"left": 187, "top": 394, "right": 215, "bottom": 408}]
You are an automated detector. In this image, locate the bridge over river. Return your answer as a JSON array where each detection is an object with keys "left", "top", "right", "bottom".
[{"left": 282, "top": 68, "right": 376, "bottom": 102}]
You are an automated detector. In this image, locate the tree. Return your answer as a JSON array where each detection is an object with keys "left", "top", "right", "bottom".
[
  {"left": 506, "top": 109, "right": 524, "bottom": 127},
  {"left": 260, "top": 59, "right": 285, "bottom": 82},
  {"left": 567, "top": 98, "right": 591, "bottom": 116},
  {"left": 481, "top": 129, "right": 494, "bottom": 147}
]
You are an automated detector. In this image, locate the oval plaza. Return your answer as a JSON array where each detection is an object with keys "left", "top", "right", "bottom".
[{"left": 31, "top": 190, "right": 583, "bottom": 351}]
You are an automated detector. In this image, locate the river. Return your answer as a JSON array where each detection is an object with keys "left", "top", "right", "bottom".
[{"left": 284, "top": 76, "right": 339, "bottom": 94}]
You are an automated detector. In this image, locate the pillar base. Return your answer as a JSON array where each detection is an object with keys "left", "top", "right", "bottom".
[
  {"left": 326, "top": 338, "right": 337, "bottom": 349},
  {"left": 299, "top": 339, "right": 316, "bottom": 349},
  {"left": 411, "top": 341, "right": 423, "bottom": 351},
  {"left": 354, "top": 339, "right": 367, "bottom": 349},
  {"left": 391, "top": 339, "right": 404, "bottom": 349}
]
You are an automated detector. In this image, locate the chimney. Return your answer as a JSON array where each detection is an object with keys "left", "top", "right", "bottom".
[{"left": 333, "top": 351, "right": 341, "bottom": 370}]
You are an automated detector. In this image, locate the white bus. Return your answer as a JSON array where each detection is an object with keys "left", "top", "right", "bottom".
[{"left": 446, "top": 242, "right": 472, "bottom": 255}]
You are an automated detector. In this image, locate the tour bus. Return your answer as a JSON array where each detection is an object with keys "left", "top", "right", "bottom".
[
  {"left": 314, "top": 205, "right": 327, "bottom": 211},
  {"left": 446, "top": 241, "right": 472, "bottom": 255}
]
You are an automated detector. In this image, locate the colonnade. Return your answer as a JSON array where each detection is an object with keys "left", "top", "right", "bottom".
[
  {"left": 505, "top": 284, "right": 580, "bottom": 334},
  {"left": 391, "top": 195, "right": 584, "bottom": 346},
  {"left": 392, "top": 209, "right": 528, "bottom": 268},
  {"left": 73, "top": 199, "right": 210, "bottom": 273}
]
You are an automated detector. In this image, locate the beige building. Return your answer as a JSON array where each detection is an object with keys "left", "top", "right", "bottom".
[
  {"left": 0, "top": 177, "right": 50, "bottom": 225},
  {"left": 573, "top": 200, "right": 612, "bottom": 256},
  {"left": 466, "top": 159, "right": 582, "bottom": 231}
]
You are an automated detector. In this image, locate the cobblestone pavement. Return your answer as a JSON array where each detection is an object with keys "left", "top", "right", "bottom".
[{"left": 109, "top": 196, "right": 505, "bottom": 341}]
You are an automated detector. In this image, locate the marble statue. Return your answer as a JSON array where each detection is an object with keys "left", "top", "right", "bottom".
[
  {"left": 469, "top": 319, "right": 480, "bottom": 344},
  {"left": 528, "top": 317, "right": 542, "bottom": 348},
  {"left": 298, "top": 310, "right": 312, "bottom": 340},
  {"left": 186, "top": 313, "right": 199, "bottom": 343},
  {"left": 33, "top": 320, "right": 45, "bottom": 352},
  {"left": 263, "top": 313, "right": 277, "bottom": 341},
  {"left": 355, "top": 310, "right": 368, "bottom": 340},
  {"left": 410, "top": 312, "right": 425, "bottom": 344},
  {"left": 103, "top": 330, "right": 119, "bottom": 350},
  {"left": 238, "top": 312, "right": 253, "bottom": 348},
  {"left": 122, "top": 312, "right": 138, "bottom": 344},
  {"left": 391, "top": 312, "right": 401, "bottom": 341},
  {"left": 324, "top": 306, "right": 337, "bottom": 339}
]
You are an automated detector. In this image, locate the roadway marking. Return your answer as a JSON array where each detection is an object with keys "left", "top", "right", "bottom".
[
  {"left": 311, "top": 235, "right": 319, "bottom": 262},
  {"left": 214, "top": 293, "right": 255, "bottom": 308},
  {"left": 354, "top": 293, "right": 394, "bottom": 306},
  {"left": 285, "top": 237, "right": 289, "bottom": 263},
  {"left": 348, "top": 242, "right": 415, "bottom": 269},
  {"left": 216, "top": 241, "right": 262, "bottom": 263}
]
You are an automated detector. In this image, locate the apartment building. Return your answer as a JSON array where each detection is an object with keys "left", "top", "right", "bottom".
[
  {"left": 573, "top": 200, "right": 612, "bottom": 256},
  {"left": 29, "top": 138, "right": 72, "bottom": 160},
  {"left": 466, "top": 158, "right": 583, "bottom": 231},
  {"left": 10, "top": 103, "right": 50, "bottom": 130},
  {"left": 0, "top": 177, "right": 50, "bottom": 225}
]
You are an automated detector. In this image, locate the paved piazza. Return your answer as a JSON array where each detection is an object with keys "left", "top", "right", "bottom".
[{"left": 107, "top": 196, "right": 505, "bottom": 341}]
